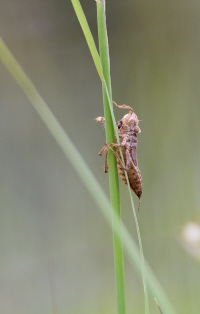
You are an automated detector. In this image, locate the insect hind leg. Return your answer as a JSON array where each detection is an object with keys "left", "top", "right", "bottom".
[
  {"left": 102, "top": 143, "right": 132, "bottom": 172},
  {"left": 99, "top": 143, "right": 132, "bottom": 173}
]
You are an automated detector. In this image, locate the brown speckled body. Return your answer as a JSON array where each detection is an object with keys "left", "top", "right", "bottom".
[
  {"left": 115, "top": 130, "right": 142, "bottom": 199},
  {"left": 95, "top": 102, "right": 142, "bottom": 200}
]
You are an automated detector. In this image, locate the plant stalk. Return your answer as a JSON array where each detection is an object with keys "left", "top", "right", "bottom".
[{"left": 97, "top": 2, "right": 126, "bottom": 313}]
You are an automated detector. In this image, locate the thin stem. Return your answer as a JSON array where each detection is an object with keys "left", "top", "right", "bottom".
[{"left": 97, "top": 2, "right": 126, "bottom": 314}]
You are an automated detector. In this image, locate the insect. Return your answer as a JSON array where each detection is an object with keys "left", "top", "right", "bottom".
[{"left": 95, "top": 101, "right": 142, "bottom": 200}]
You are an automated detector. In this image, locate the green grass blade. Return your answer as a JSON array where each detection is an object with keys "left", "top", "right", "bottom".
[
  {"left": 71, "top": 0, "right": 103, "bottom": 80},
  {"left": 97, "top": 1, "right": 126, "bottom": 313},
  {"left": 70, "top": 0, "right": 116, "bottom": 124},
  {"left": 0, "top": 35, "right": 177, "bottom": 314}
]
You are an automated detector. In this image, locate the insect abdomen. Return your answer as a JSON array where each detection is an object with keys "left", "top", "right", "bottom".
[{"left": 116, "top": 148, "right": 142, "bottom": 199}]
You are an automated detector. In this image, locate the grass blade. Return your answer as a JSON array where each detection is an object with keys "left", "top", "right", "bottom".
[
  {"left": 97, "top": 1, "right": 126, "bottom": 313},
  {"left": 71, "top": 0, "right": 103, "bottom": 80}
]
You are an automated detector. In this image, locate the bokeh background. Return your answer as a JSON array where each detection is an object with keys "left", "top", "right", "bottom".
[{"left": 1, "top": 0, "right": 200, "bottom": 313}]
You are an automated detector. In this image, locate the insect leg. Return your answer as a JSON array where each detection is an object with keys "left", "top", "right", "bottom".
[
  {"left": 99, "top": 143, "right": 131, "bottom": 173},
  {"left": 98, "top": 144, "right": 109, "bottom": 173},
  {"left": 112, "top": 101, "right": 133, "bottom": 112},
  {"left": 108, "top": 142, "right": 133, "bottom": 171},
  {"left": 104, "top": 150, "right": 108, "bottom": 173},
  {"left": 99, "top": 143, "right": 124, "bottom": 169},
  {"left": 105, "top": 143, "right": 132, "bottom": 172},
  {"left": 99, "top": 144, "right": 107, "bottom": 156}
]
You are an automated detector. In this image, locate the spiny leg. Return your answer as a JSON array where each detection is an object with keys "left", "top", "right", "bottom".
[{"left": 102, "top": 143, "right": 132, "bottom": 172}]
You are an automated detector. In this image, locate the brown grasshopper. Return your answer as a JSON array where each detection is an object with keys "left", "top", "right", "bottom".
[{"left": 95, "top": 101, "right": 142, "bottom": 200}]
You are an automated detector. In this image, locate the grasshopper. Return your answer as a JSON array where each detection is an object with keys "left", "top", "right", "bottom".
[{"left": 95, "top": 102, "right": 142, "bottom": 200}]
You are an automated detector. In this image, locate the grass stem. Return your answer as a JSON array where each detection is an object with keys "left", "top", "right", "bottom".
[{"left": 97, "top": 1, "right": 126, "bottom": 313}]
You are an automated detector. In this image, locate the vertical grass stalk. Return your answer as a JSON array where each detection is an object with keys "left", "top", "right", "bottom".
[{"left": 97, "top": 1, "right": 126, "bottom": 314}]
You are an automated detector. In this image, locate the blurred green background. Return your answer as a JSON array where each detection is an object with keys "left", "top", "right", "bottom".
[{"left": 1, "top": 0, "right": 200, "bottom": 313}]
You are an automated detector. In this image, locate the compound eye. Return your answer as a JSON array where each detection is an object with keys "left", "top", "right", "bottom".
[{"left": 117, "top": 120, "right": 123, "bottom": 129}]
